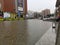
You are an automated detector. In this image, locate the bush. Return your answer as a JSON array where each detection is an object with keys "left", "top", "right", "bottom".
[
  {"left": 0, "top": 18, "right": 4, "bottom": 21},
  {"left": 4, "top": 17, "right": 10, "bottom": 21},
  {"left": 0, "top": 18, "right": 4, "bottom": 22}
]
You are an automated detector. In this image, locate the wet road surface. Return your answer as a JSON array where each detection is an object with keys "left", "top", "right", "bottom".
[{"left": 0, "top": 19, "right": 52, "bottom": 45}]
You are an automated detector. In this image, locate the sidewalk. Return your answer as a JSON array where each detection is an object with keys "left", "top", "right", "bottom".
[{"left": 35, "top": 27, "right": 56, "bottom": 45}]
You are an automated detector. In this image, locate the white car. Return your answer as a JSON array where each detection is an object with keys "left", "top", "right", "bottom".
[{"left": 26, "top": 14, "right": 35, "bottom": 19}]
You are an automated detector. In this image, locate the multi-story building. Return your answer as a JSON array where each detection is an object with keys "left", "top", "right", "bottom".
[
  {"left": 55, "top": 0, "right": 60, "bottom": 45},
  {"left": 55, "top": 0, "right": 60, "bottom": 16},
  {"left": 40, "top": 9, "right": 50, "bottom": 16},
  {"left": 56, "top": 0, "right": 60, "bottom": 7},
  {"left": 0, "top": 0, "right": 27, "bottom": 15}
]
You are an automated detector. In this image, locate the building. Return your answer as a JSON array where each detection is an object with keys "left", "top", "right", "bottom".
[
  {"left": 0, "top": 0, "right": 27, "bottom": 15},
  {"left": 55, "top": 0, "right": 60, "bottom": 17},
  {"left": 55, "top": 0, "right": 60, "bottom": 45},
  {"left": 56, "top": 0, "right": 60, "bottom": 7},
  {"left": 40, "top": 9, "right": 50, "bottom": 16}
]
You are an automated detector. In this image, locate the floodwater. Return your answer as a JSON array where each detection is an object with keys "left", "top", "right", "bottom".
[{"left": 0, "top": 19, "right": 52, "bottom": 45}]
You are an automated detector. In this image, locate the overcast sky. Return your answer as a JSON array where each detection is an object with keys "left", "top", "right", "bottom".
[{"left": 27, "top": 0, "right": 56, "bottom": 13}]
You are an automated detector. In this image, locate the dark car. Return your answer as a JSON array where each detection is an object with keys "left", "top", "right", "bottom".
[{"left": 0, "top": 11, "right": 3, "bottom": 18}]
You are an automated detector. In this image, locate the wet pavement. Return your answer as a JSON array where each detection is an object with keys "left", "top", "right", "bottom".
[
  {"left": 35, "top": 26, "right": 56, "bottom": 45},
  {"left": 55, "top": 21, "right": 60, "bottom": 45},
  {"left": 0, "top": 19, "right": 52, "bottom": 45}
]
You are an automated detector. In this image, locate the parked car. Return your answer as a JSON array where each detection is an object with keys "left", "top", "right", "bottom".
[
  {"left": 0, "top": 10, "right": 3, "bottom": 18},
  {"left": 26, "top": 14, "right": 35, "bottom": 19}
]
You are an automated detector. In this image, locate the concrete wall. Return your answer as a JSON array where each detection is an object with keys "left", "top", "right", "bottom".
[
  {"left": 3, "top": 0, "right": 15, "bottom": 13},
  {"left": 0, "top": 0, "right": 27, "bottom": 15},
  {"left": 55, "top": 22, "right": 60, "bottom": 45}
]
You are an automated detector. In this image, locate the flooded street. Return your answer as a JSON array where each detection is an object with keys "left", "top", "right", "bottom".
[{"left": 0, "top": 19, "right": 52, "bottom": 45}]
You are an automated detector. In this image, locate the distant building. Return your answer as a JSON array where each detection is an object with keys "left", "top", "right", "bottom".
[
  {"left": 40, "top": 9, "right": 50, "bottom": 16},
  {"left": 0, "top": 0, "right": 27, "bottom": 15}
]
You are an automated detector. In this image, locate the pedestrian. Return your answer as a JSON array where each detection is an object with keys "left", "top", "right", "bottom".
[{"left": 17, "top": 11, "right": 21, "bottom": 18}]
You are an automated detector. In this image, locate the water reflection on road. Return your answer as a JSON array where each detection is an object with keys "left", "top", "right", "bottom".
[{"left": 0, "top": 19, "right": 52, "bottom": 45}]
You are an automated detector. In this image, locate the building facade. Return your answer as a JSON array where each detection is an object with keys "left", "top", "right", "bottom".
[
  {"left": 55, "top": 0, "right": 60, "bottom": 16},
  {"left": 55, "top": 0, "right": 60, "bottom": 45},
  {"left": 40, "top": 9, "right": 50, "bottom": 16},
  {"left": 0, "top": 0, "right": 27, "bottom": 15}
]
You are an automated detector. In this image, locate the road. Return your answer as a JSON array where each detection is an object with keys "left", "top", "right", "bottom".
[{"left": 0, "top": 19, "right": 52, "bottom": 45}]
